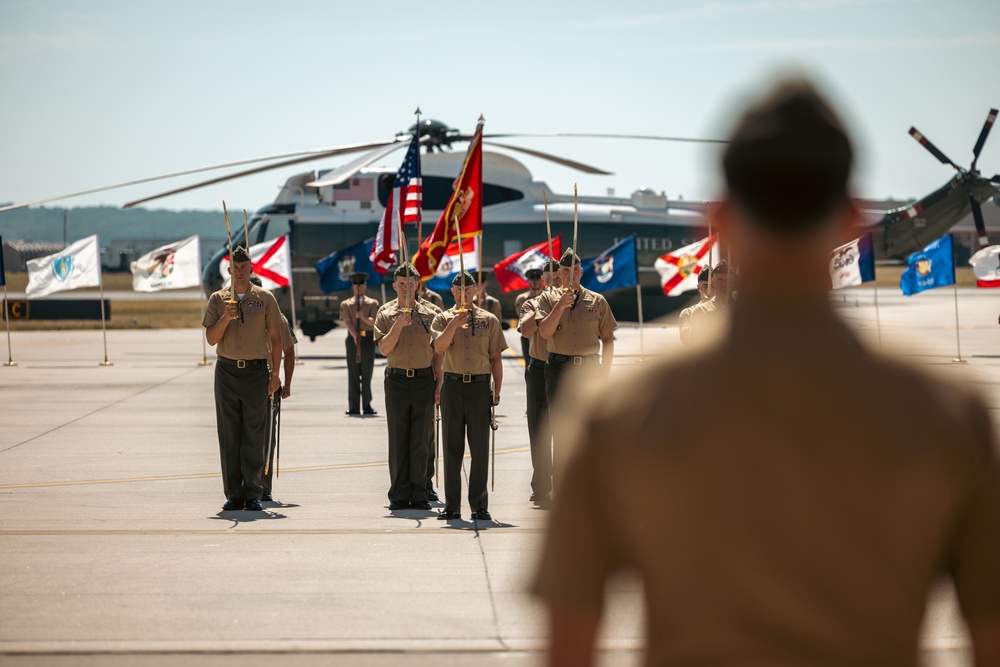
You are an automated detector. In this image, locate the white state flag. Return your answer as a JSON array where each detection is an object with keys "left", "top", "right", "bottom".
[
  {"left": 653, "top": 235, "right": 719, "bottom": 296},
  {"left": 26, "top": 235, "right": 101, "bottom": 298},
  {"left": 969, "top": 245, "right": 1000, "bottom": 288},
  {"left": 130, "top": 235, "right": 202, "bottom": 292},
  {"left": 219, "top": 235, "right": 292, "bottom": 290}
]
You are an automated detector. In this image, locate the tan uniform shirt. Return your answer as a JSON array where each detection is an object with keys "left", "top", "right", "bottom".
[
  {"left": 515, "top": 288, "right": 542, "bottom": 316},
  {"left": 474, "top": 294, "right": 503, "bottom": 323},
  {"left": 339, "top": 295, "right": 381, "bottom": 337},
  {"left": 419, "top": 297, "right": 443, "bottom": 314},
  {"left": 517, "top": 295, "right": 548, "bottom": 362},
  {"left": 535, "top": 300, "right": 1000, "bottom": 666},
  {"left": 204, "top": 285, "right": 281, "bottom": 360},
  {"left": 681, "top": 295, "right": 729, "bottom": 345},
  {"left": 419, "top": 288, "right": 444, "bottom": 310},
  {"left": 432, "top": 306, "right": 507, "bottom": 375},
  {"left": 373, "top": 299, "right": 437, "bottom": 369},
  {"left": 534, "top": 286, "right": 617, "bottom": 356},
  {"left": 279, "top": 314, "right": 297, "bottom": 351}
]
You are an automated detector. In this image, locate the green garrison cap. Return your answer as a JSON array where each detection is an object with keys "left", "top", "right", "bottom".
[
  {"left": 393, "top": 263, "right": 420, "bottom": 280},
  {"left": 231, "top": 246, "right": 251, "bottom": 262},
  {"left": 524, "top": 268, "right": 544, "bottom": 280},
  {"left": 559, "top": 248, "right": 581, "bottom": 267},
  {"left": 452, "top": 271, "right": 476, "bottom": 287},
  {"left": 249, "top": 274, "right": 263, "bottom": 287},
  {"left": 350, "top": 272, "right": 369, "bottom": 285}
]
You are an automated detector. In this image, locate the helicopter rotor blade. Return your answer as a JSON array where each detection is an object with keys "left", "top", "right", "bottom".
[
  {"left": 908, "top": 127, "right": 962, "bottom": 171},
  {"left": 482, "top": 132, "right": 727, "bottom": 145},
  {"left": 972, "top": 108, "right": 998, "bottom": 170},
  {"left": 480, "top": 141, "right": 612, "bottom": 175},
  {"left": 969, "top": 194, "right": 990, "bottom": 249},
  {"left": 0, "top": 139, "right": 399, "bottom": 214},
  {"left": 122, "top": 144, "right": 394, "bottom": 209},
  {"left": 307, "top": 140, "right": 412, "bottom": 188}
]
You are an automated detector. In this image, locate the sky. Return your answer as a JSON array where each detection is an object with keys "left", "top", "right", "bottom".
[{"left": 1, "top": 0, "right": 998, "bottom": 216}]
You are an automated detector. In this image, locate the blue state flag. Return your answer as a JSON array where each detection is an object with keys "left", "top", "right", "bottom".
[
  {"left": 315, "top": 237, "right": 379, "bottom": 295},
  {"left": 900, "top": 234, "right": 955, "bottom": 296},
  {"left": 580, "top": 236, "right": 638, "bottom": 293}
]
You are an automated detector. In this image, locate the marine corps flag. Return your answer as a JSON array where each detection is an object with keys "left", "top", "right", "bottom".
[{"left": 411, "top": 119, "right": 483, "bottom": 279}]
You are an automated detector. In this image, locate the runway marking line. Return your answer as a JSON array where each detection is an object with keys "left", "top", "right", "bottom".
[
  {"left": 0, "top": 528, "right": 545, "bottom": 536},
  {"left": 0, "top": 446, "right": 530, "bottom": 489}
]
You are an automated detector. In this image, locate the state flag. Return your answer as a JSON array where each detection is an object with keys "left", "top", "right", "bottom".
[
  {"left": 580, "top": 236, "right": 638, "bottom": 293},
  {"left": 220, "top": 234, "right": 292, "bottom": 290},
  {"left": 829, "top": 233, "right": 875, "bottom": 289},
  {"left": 315, "top": 237, "right": 380, "bottom": 294},
  {"left": 493, "top": 236, "right": 562, "bottom": 293},
  {"left": 425, "top": 235, "right": 480, "bottom": 292},
  {"left": 653, "top": 235, "right": 718, "bottom": 296},
  {"left": 26, "top": 235, "right": 101, "bottom": 298},
  {"left": 900, "top": 234, "right": 955, "bottom": 296},
  {"left": 130, "top": 235, "right": 201, "bottom": 292},
  {"left": 969, "top": 245, "right": 1000, "bottom": 288}
]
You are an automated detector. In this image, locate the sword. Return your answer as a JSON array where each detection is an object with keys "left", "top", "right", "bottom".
[
  {"left": 264, "top": 390, "right": 275, "bottom": 475},
  {"left": 434, "top": 403, "right": 441, "bottom": 488},
  {"left": 490, "top": 381, "right": 498, "bottom": 491},
  {"left": 275, "top": 391, "right": 281, "bottom": 478}
]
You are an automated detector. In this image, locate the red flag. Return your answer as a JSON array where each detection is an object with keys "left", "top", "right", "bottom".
[
  {"left": 412, "top": 121, "right": 483, "bottom": 279},
  {"left": 493, "top": 236, "right": 563, "bottom": 293}
]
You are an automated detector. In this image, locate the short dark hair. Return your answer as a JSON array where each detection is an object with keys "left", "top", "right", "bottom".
[
  {"left": 697, "top": 269, "right": 710, "bottom": 284},
  {"left": 723, "top": 79, "right": 853, "bottom": 234}
]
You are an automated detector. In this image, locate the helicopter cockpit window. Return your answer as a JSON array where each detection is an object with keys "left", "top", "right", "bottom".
[
  {"left": 377, "top": 175, "right": 523, "bottom": 210},
  {"left": 258, "top": 216, "right": 291, "bottom": 244}
]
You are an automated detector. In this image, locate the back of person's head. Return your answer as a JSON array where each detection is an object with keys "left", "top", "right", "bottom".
[{"left": 723, "top": 79, "right": 853, "bottom": 235}]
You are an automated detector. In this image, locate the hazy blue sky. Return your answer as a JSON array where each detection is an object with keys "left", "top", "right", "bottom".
[{"left": 1, "top": 0, "right": 998, "bottom": 215}]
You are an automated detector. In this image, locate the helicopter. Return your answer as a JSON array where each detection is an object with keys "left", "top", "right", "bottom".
[{"left": 1, "top": 110, "right": 996, "bottom": 340}]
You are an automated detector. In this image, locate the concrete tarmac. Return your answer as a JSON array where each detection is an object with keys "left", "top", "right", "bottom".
[{"left": 1, "top": 287, "right": 998, "bottom": 666}]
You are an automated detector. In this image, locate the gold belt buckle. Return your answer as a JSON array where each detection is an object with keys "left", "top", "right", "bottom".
[
  {"left": 237, "top": 359, "right": 246, "bottom": 369},
  {"left": 462, "top": 373, "right": 472, "bottom": 383},
  {"left": 405, "top": 368, "right": 415, "bottom": 378},
  {"left": 573, "top": 356, "right": 582, "bottom": 366}
]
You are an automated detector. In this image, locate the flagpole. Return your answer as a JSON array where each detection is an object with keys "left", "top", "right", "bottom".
[
  {"left": 706, "top": 203, "right": 714, "bottom": 298},
  {"left": 414, "top": 107, "right": 423, "bottom": 249},
  {"left": 98, "top": 269, "right": 112, "bottom": 366},
  {"left": 952, "top": 279, "right": 965, "bottom": 363},
  {"left": 572, "top": 183, "right": 579, "bottom": 253},
  {"left": 3, "top": 283, "right": 15, "bottom": 367},
  {"left": 286, "top": 246, "right": 303, "bottom": 365},
  {"left": 636, "top": 282, "right": 645, "bottom": 362},
  {"left": 543, "top": 190, "right": 555, "bottom": 288},
  {"left": 198, "top": 290, "right": 211, "bottom": 365}
]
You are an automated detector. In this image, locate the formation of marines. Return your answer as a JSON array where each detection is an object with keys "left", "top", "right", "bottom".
[{"left": 203, "top": 243, "right": 620, "bottom": 521}]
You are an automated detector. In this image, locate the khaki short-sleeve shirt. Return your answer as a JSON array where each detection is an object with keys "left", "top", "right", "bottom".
[
  {"left": 204, "top": 285, "right": 280, "bottom": 360},
  {"left": 373, "top": 299, "right": 437, "bottom": 369},
  {"left": 339, "top": 295, "right": 381, "bottom": 334},
  {"left": 517, "top": 296, "right": 548, "bottom": 361},
  {"left": 534, "top": 286, "right": 617, "bottom": 356},
  {"left": 279, "top": 314, "right": 297, "bottom": 351},
  {"left": 420, "top": 289, "right": 445, "bottom": 310},
  {"left": 432, "top": 306, "right": 507, "bottom": 375}
]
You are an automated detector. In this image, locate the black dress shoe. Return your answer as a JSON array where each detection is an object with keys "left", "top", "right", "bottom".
[
  {"left": 437, "top": 510, "right": 460, "bottom": 520},
  {"left": 363, "top": 408, "right": 378, "bottom": 415},
  {"left": 388, "top": 500, "right": 409, "bottom": 510},
  {"left": 427, "top": 489, "right": 439, "bottom": 502},
  {"left": 410, "top": 500, "right": 432, "bottom": 510},
  {"left": 530, "top": 492, "right": 551, "bottom": 503},
  {"left": 471, "top": 509, "right": 492, "bottom": 521},
  {"left": 222, "top": 498, "right": 242, "bottom": 511},
  {"left": 245, "top": 498, "right": 264, "bottom": 511},
  {"left": 261, "top": 493, "right": 273, "bottom": 502},
  {"left": 345, "top": 410, "right": 360, "bottom": 416}
]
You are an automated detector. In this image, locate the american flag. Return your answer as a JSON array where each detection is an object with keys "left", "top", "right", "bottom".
[{"left": 371, "top": 133, "right": 422, "bottom": 273}]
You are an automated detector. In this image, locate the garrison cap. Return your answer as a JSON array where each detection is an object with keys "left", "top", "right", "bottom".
[
  {"left": 723, "top": 79, "right": 853, "bottom": 234},
  {"left": 231, "top": 246, "right": 252, "bottom": 263},
  {"left": 249, "top": 274, "right": 263, "bottom": 287},
  {"left": 393, "top": 263, "right": 420, "bottom": 279},
  {"left": 545, "top": 259, "right": 560, "bottom": 273},
  {"left": 452, "top": 271, "right": 476, "bottom": 287},
  {"left": 559, "top": 248, "right": 581, "bottom": 267},
  {"left": 524, "top": 268, "right": 544, "bottom": 280},
  {"left": 349, "top": 272, "right": 369, "bottom": 285}
]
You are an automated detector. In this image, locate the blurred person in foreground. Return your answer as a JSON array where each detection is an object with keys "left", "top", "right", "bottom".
[{"left": 533, "top": 79, "right": 1000, "bottom": 666}]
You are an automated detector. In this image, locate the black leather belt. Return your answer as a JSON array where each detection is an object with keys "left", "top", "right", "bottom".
[
  {"left": 527, "top": 358, "right": 546, "bottom": 369},
  {"left": 218, "top": 357, "right": 268, "bottom": 369},
  {"left": 548, "top": 352, "right": 599, "bottom": 366},
  {"left": 386, "top": 366, "right": 433, "bottom": 378},
  {"left": 444, "top": 372, "right": 490, "bottom": 383}
]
